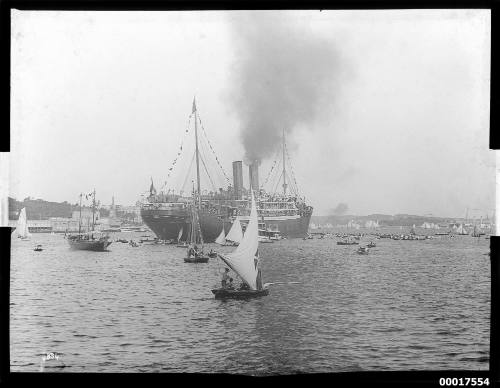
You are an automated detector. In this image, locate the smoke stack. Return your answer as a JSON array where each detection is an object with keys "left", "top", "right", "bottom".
[
  {"left": 248, "top": 162, "right": 259, "bottom": 194},
  {"left": 232, "top": 161, "right": 243, "bottom": 200}
]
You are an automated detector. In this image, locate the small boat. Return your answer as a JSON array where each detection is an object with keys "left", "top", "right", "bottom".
[
  {"left": 367, "top": 241, "right": 376, "bottom": 248},
  {"left": 184, "top": 192, "right": 209, "bottom": 264},
  {"left": 34, "top": 244, "right": 43, "bottom": 252},
  {"left": 116, "top": 238, "right": 129, "bottom": 243},
  {"left": 356, "top": 246, "right": 369, "bottom": 255},
  {"left": 224, "top": 216, "right": 243, "bottom": 246},
  {"left": 16, "top": 208, "right": 31, "bottom": 240},
  {"left": 337, "top": 239, "right": 358, "bottom": 245},
  {"left": 67, "top": 191, "right": 111, "bottom": 251},
  {"left": 139, "top": 236, "right": 157, "bottom": 243},
  {"left": 208, "top": 250, "right": 217, "bottom": 258},
  {"left": 215, "top": 227, "right": 227, "bottom": 246},
  {"left": 212, "top": 288, "right": 269, "bottom": 299},
  {"left": 129, "top": 240, "right": 140, "bottom": 247},
  {"left": 212, "top": 192, "right": 269, "bottom": 299}
]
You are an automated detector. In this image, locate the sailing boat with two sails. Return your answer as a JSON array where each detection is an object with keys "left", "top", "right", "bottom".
[
  {"left": 15, "top": 208, "right": 31, "bottom": 240},
  {"left": 212, "top": 192, "right": 269, "bottom": 299},
  {"left": 66, "top": 190, "right": 111, "bottom": 251}
]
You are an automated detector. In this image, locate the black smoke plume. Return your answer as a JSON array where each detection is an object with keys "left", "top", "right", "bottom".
[{"left": 228, "top": 12, "right": 339, "bottom": 162}]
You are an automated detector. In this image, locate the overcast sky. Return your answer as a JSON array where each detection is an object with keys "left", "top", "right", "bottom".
[{"left": 9, "top": 10, "right": 495, "bottom": 218}]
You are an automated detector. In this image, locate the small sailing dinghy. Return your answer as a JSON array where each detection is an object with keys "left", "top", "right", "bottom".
[
  {"left": 356, "top": 246, "right": 369, "bottom": 255},
  {"left": 212, "top": 192, "right": 269, "bottom": 299},
  {"left": 184, "top": 194, "right": 209, "bottom": 263},
  {"left": 16, "top": 208, "right": 31, "bottom": 240},
  {"left": 456, "top": 224, "right": 468, "bottom": 235},
  {"left": 34, "top": 244, "right": 43, "bottom": 252},
  {"left": 215, "top": 227, "right": 226, "bottom": 245},
  {"left": 171, "top": 227, "right": 184, "bottom": 245},
  {"left": 224, "top": 216, "right": 243, "bottom": 246}
]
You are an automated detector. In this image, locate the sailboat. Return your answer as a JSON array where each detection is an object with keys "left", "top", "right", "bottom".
[
  {"left": 66, "top": 190, "right": 112, "bottom": 251},
  {"left": 16, "top": 208, "right": 31, "bottom": 240},
  {"left": 456, "top": 224, "right": 468, "bottom": 235},
  {"left": 184, "top": 193, "right": 209, "bottom": 263},
  {"left": 169, "top": 227, "right": 183, "bottom": 245},
  {"left": 215, "top": 227, "right": 226, "bottom": 245},
  {"left": 225, "top": 216, "right": 243, "bottom": 246},
  {"left": 212, "top": 192, "right": 269, "bottom": 299},
  {"left": 410, "top": 224, "right": 416, "bottom": 235}
]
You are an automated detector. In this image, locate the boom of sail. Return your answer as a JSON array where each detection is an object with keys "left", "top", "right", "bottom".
[{"left": 218, "top": 193, "right": 261, "bottom": 290}]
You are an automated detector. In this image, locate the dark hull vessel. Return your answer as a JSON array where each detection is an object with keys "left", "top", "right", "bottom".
[
  {"left": 68, "top": 238, "right": 111, "bottom": 251},
  {"left": 141, "top": 208, "right": 311, "bottom": 242},
  {"left": 211, "top": 288, "right": 269, "bottom": 299},
  {"left": 184, "top": 256, "right": 209, "bottom": 263}
]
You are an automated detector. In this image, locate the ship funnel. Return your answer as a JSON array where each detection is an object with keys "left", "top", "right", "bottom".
[
  {"left": 248, "top": 161, "right": 260, "bottom": 194},
  {"left": 232, "top": 161, "right": 243, "bottom": 200}
]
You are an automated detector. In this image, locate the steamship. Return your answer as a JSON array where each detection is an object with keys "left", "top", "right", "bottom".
[{"left": 140, "top": 100, "right": 313, "bottom": 242}]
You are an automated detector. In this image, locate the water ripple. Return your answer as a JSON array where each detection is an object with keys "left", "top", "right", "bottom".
[{"left": 10, "top": 231, "right": 490, "bottom": 373}]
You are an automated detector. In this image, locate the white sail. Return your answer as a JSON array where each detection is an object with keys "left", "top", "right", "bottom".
[
  {"left": 225, "top": 216, "right": 243, "bottom": 244},
  {"left": 456, "top": 224, "right": 468, "bottom": 235},
  {"left": 16, "top": 208, "right": 31, "bottom": 239},
  {"left": 215, "top": 227, "right": 226, "bottom": 245},
  {"left": 219, "top": 192, "right": 259, "bottom": 290},
  {"left": 177, "top": 227, "right": 183, "bottom": 242}
]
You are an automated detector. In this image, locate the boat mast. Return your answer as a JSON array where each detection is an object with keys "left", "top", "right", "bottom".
[
  {"left": 193, "top": 98, "right": 202, "bottom": 210},
  {"left": 78, "top": 193, "right": 82, "bottom": 235},
  {"left": 282, "top": 128, "right": 287, "bottom": 195},
  {"left": 91, "top": 189, "right": 96, "bottom": 232}
]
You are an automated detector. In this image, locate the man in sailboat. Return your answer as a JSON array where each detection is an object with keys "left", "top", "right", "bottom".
[{"left": 221, "top": 268, "right": 230, "bottom": 288}]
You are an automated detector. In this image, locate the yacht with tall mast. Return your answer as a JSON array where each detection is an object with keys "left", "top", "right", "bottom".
[{"left": 66, "top": 190, "right": 112, "bottom": 251}]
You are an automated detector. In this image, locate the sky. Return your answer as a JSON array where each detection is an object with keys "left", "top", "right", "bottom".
[{"left": 8, "top": 9, "right": 495, "bottom": 218}]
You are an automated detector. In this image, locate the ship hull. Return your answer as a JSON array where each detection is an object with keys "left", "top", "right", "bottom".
[
  {"left": 141, "top": 208, "right": 311, "bottom": 242},
  {"left": 67, "top": 239, "right": 112, "bottom": 251}
]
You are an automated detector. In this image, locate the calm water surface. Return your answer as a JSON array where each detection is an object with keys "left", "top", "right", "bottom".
[{"left": 10, "top": 230, "right": 490, "bottom": 373}]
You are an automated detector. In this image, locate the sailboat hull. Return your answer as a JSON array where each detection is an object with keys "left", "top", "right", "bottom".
[{"left": 211, "top": 288, "right": 269, "bottom": 299}]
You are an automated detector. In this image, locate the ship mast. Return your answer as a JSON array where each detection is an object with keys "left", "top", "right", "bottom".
[
  {"left": 91, "top": 189, "right": 96, "bottom": 232},
  {"left": 282, "top": 128, "right": 287, "bottom": 195},
  {"left": 78, "top": 193, "right": 82, "bottom": 235},
  {"left": 193, "top": 98, "right": 202, "bottom": 210}
]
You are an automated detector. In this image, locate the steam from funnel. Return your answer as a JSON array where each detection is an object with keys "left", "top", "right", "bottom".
[{"left": 228, "top": 12, "right": 339, "bottom": 162}]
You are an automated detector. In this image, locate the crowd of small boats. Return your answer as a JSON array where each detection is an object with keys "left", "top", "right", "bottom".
[{"left": 15, "top": 187, "right": 492, "bottom": 300}]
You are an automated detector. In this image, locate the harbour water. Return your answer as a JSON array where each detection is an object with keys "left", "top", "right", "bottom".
[{"left": 10, "top": 230, "right": 490, "bottom": 373}]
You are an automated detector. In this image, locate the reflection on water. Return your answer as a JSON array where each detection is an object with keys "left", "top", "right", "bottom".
[{"left": 10, "top": 231, "right": 490, "bottom": 373}]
